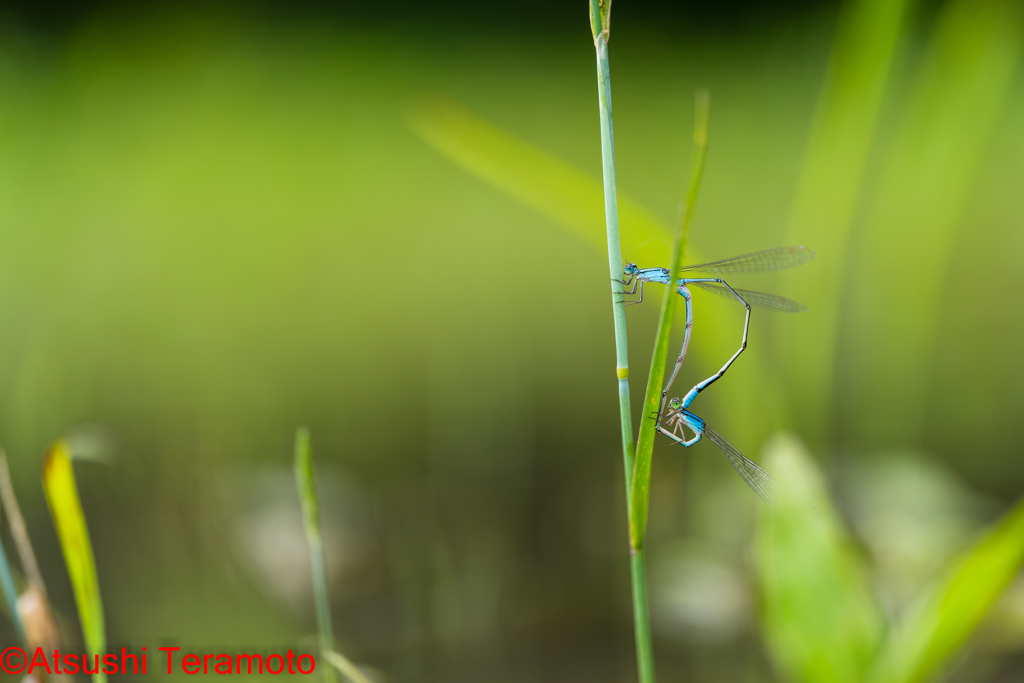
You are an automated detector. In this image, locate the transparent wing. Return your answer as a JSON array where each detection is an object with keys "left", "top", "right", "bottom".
[
  {"left": 689, "top": 281, "right": 807, "bottom": 312},
  {"left": 681, "top": 246, "right": 815, "bottom": 275},
  {"left": 704, "top": 426, "right": 775, "bottom": 507}
]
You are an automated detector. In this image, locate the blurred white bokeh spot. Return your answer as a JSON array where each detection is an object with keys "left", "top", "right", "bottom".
[
  {"left": 651, "top": 542, "right": 750, "bottom": 642},
  {"left": 223, "top": 465, "right": 376, "bottom": 608}
]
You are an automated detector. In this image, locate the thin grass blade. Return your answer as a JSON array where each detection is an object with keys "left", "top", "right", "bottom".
[
  {"left": 630, "top": 91, "right": 710, "bottom": 548},
  {"left": 294, "top": 428, "right": 339, "bottom": 683},
  {"left": 326, "top": 651, "right": 374, "bottom": 683},
  {"left": 42, "top": 439, "right": 106, "bottom": 683},
  {"left": 841, "top": 0, "right": 1023, "bottom": 446},
  {"left": 408, "top": 97, "right": 685, "bottom": 267},
  {"left": 0, "top": 533, "right": 24, "bottom": 641},
  {"left": 779, "top": 0, "right": 916, "bottom": 447},
  {"left": 0, "top": 450, "right": 46, "bottom": 595}
]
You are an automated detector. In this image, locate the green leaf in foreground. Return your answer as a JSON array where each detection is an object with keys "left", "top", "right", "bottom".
[
  {"left": 868, "top": 493, "right": 1024, "bottom": 683},
  {"left": 294, "top": 428, "right": 339, "bottom": 683},
  {"left": 43, "top": 439, "right": 107, "bottom": 683},
  {"left": 756, "top": 433, "right": 884, "bottom": 683}
]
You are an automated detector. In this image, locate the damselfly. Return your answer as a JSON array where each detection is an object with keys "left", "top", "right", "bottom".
[{"left": 616, "top": 246, "right": 815, "bottom": 504}]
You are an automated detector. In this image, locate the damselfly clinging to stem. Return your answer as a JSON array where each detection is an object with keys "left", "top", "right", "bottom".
[{"left": 616, "top": 246, "right": 815, "bottom": 503}]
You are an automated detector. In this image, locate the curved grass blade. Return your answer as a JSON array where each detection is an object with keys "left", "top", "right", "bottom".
[
  {"left": 779, "top": 0, "right": 916, "bottom": 448},
  {"left": 689, "top": 282, "right": 808, "bottom": 312},
  {"left": 0, "top": 534, "right": 24, "bottom": 640},
  {"left": 681, "top": 246, "right": 815, "bottom": 274},
  {"left": 325, "top": 651, "right": 374, "bottom": 683},
  {"left": 43, "top": 439, "right": 106, "bottom": 683},
  {"left": 704, "top": 426, "right": 775, "bottom": 506},
  {"left": 0, "top": 449, "right": 46, "bottom": 595},
  {"left": 407, "top": 97, "right": 687, "bottom": 267},
  {"left": 1, "top": 450, "right": 61, "bottom": 650},
  {"left": 840, "top": 0, "right": 1022, "bottom": 448},
  {"left": 294, "top": 428, "right": 338, "bottom": 683}
]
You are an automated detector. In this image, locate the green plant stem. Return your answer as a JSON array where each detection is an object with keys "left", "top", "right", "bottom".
[
  {"left": 591, "top": 7, "right": 634, "bottom": 492},
  {"left": 629, "top": 93, "right": 710, "bottom": 549},
  {"left": 629, "top": 550, "right": 654, "bottom": 682},
  {"left": 589, "top": 3, "right": 653, "bottom": 682},
  {"left": 294, "top": 429, "right": 338, "bottom": 683}
]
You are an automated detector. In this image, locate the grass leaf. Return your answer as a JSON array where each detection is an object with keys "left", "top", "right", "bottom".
[
  {"left": 0, "top": 450, "right": 47, "bottom": 596},
  {"left": 295, "top": 428, "right": 339, "bottom": 683},
  {"left": 756, "top": 433, "right": 885, "bottom": 683},
  {"left": 843, "top": 0, "right": 1023, "bottom": 446},
  {"left": 325, "top": 651, "right": 374, "bottom": 683},
  {"left": 779, "top": 0, "right": 917, "bottom": 443},
  {"left": 629, "top": 91, "right": 709, "bottom": 549},
  {"left": 0, "top": 532, "right": 24, "bottom": 641},
  {"left": 407, "top": 97, "right": 681, "bottom": 266},
  {"left": 42, "top": 439, "right": 107, "bottom": 683},
  {"left": 868, "top": 495, "right": 1024, "bottom": 683}
]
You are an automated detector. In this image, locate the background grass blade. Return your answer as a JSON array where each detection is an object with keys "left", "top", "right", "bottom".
[
  {"left": 778, "top": 0, "right": 917, "bottom": 445},
  {"left": 407, "top": 97, "right": 725, "bottom": 270},
  {"left": 325, "top": 651, "right": 374, "bottom": 683},
  {"left": 42, "top": 439, "right": 106, "bottom": 683},
  {"left": 0, "top": 531, "right": 24, "bottom": 641},
  {"left": 0, "top": 449, "right": 47, "bottom": 596},
  {"left": 868, "top": 495, "right": 1024, "bottom": 683},
  {"left": 756, "top": 433, "right": 885, "bottom": 683},
  {"left": 842, "top": 0, "right": 1022, "bottom": 449},
  {"left": 408, "top": 96, "right": 682, "bottom": 265},
  {"left": 0, "top": 449, "right": 61, "bottom": 650},
  {"left": 294, "top": 428, "right": 339, "bottom": 683},
  {"left": 0, "top": 451, "right": 25, "bottom": 642}
]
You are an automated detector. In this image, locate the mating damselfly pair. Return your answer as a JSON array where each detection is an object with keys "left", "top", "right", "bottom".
[{"left": 617, "top": 245, "right": 815, "bottom": 506}]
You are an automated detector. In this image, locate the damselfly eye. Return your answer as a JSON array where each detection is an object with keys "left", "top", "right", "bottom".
[{"left": 668, "top": 398, "right": 682, "bottom": 409}]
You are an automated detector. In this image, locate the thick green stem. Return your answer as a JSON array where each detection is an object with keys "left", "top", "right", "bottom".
[
  {"left": 590, "top": 3, "right": 652, "bottom": 681},
  {"left": 629, "top": 94, "right": 709, "bottom": 550}
]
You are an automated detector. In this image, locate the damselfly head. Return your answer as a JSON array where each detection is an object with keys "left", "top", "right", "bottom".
[
  {"left": 667, "top": 397, "right": 682, "bottom": 410},
  {"left": 623, "top": 262, "right": 639, "bottom": 275}
]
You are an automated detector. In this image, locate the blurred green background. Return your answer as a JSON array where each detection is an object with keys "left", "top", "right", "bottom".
[{"left": 0, "top": 0, "right": 1023, "bottom": 681}]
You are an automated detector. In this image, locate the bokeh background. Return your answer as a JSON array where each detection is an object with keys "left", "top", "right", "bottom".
[{"left": 0, "top": 0, "right": 1022, "bottom": 681}]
